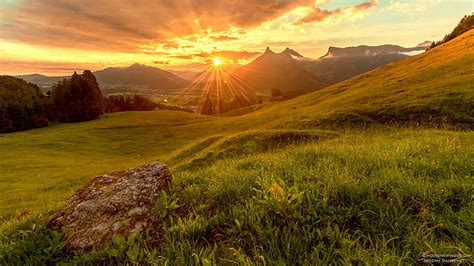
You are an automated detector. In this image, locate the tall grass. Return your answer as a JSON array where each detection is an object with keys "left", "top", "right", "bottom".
[{"left": 2, "top": 129, "right": 472, "bottom": 264}]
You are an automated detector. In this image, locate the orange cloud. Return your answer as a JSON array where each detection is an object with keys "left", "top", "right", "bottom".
[
  {"left": 1, "top": 0, "right": 313, "bottom": 52},
  {"left": 153, "top": 61, "right": 170, "bottom": 65},
  {"left": 0, "top": 60, "right": 100, "bottom": 76},
  {"left": 193, "top": 51, "right": 261, "bottom": 61},
  {"left": 295, "top": 0, "right": 378, "bottom": 25},
  {"left": 170, "top": 55, "right": 195, "bottom": 60},
  {"left": 209, "top": 35, "right": 239, "bottom": 42}
]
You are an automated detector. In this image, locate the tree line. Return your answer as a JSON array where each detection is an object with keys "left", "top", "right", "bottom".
[
  {"left": 429, "top": 14, "right": 473, "bottom": 49},
  {"left": 1, "top": 71, "right": 158, "bottom": 133}
]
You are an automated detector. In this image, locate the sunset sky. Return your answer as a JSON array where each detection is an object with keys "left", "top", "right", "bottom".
[{"left": 0, "top": 0, "right": 471, "bottom": 75}]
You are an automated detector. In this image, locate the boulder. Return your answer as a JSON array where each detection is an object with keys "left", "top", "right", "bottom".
[{"left": 49, "top": 162, "right": 172, "bottom": 253}]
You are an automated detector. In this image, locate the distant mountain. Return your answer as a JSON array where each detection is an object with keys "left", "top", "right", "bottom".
[
  {"left": 167, "top": 70, "right": 200, "bottom": 81},
  {"left": 321, "top": 44, "right": 428, "bottom": 58},
  {"left": 94, "top": 63, "right": 188, "bottom": 90},
  {"left": 232, "top": 47, "right": 323, "bottom": 98},
  {"left": 417, "top": 41, "right": 433, "bottom": 48},
  {"left": 232, "top": 42, "right": 429, "bottom": 98},
  {"left": 18, "top": 64, "right": 189, "bottom": 93},
  {"left": 16, "top": 74, "right": 66, "bottom": 89},
  {"left": 306, "top": 43, "right": 430, "bottom": 85}
]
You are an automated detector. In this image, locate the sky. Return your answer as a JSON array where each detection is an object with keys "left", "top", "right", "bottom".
[{"left": 0, "top": 0, "right": 471, "bottom": 75}]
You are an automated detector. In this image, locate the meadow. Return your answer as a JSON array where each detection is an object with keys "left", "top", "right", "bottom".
[
  {"left": 0, "top": 31, "right": 473, "bottom": 264},
  {"left": 1, "top": 119, "right": 472, "bottom": 264}
]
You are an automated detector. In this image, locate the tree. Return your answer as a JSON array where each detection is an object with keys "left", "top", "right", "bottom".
[
  {"left": 0, "top": 76, "right": 50, "bottom": 132},
  {"left": 52, "top": 71, "right": 104, "bottom": 122},
  {"left": 104, "top": 94, "right": 157, "bottom": 113},
  {"left": 429, "top": 14, "right": 473, "bottom": 49}
]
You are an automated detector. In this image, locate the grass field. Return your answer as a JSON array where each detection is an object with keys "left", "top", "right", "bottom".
[{"left": 0, "top": 31, "right": 473, "bottom": 264}]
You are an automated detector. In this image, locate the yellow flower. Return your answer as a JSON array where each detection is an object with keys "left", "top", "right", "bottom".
[{"left": 269, "top": 183, "right": 285, "bottom": 198}]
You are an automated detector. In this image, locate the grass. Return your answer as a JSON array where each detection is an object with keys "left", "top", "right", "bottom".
[
  {"left": 0, "top": 111, "right": 216, "bottom": 220},
  {"left": 1, "top": 129, "right": 472, "bottom": 264},
  {"left": 0, "top": 31, "right": 473, "bottom": 263}
]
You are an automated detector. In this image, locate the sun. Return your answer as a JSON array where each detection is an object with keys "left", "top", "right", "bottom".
[{"left": 213, "top": 57, "right": 221, "bottom": 66}]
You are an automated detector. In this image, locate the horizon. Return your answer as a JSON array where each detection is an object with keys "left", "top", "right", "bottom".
[{"left": 0, "top": 0, "right": 471, "bottom": 76}]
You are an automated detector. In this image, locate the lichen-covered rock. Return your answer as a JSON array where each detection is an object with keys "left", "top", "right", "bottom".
[{"left": 49, "top": 162, "right": 172, "bottom": 253}]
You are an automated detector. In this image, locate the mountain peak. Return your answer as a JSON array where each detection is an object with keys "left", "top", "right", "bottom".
[
  {"left": 322, "top": 44, "right": 426, "bottom": 58},
  {"left": 282, "top": 47, "right": 304, "bottom": 58},
  {"left": 264, "top": 47, "right": 275, "bottom": 54},
  {"left": 128, "top": 63, "right": 146, "bottom": 69},
  {"left": 417, "top": 40, "right": 433, "bottom": 48}
]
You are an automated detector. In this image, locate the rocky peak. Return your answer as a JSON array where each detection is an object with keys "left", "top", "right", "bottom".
[
  {"left": 264, "top": 47, "right": 275, "bottom": 54},
  {"left": 282, "top": 47, "right": 304, "bottom": 58}
]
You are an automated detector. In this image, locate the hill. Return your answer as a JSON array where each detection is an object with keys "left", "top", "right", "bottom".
[
  {"left": 17, "top": 64, "right": 189, "bottom": 93},
  {"left": 94, "top": 63, "right": 188, "bottom": 90},
  {"left": 243, "top": 29, "right": 473, "bottom": 129},
  {"left": 1, "top": 31, "right": 473, "bottom": 264},
  {"left": 16, "top": 74, "right": 65, "bottom": 90}
]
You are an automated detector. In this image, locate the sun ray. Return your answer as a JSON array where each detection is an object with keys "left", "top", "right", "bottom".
[{"left": 178, "top": 55, "right": 259, "bottom": 115}]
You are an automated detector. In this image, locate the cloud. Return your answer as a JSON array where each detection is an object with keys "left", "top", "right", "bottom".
[
  {"left": 1, "top": 0, "right": 313, "bottom": 52},
  {"left": 165, "top": 50, "right": 260, "bottom": 63},
  {"left": 295, "top": 0, "right": 378, "bottom": 25},
  {"left": 209, "top": 35, "right": 239, "bottom": 42},
  {"left": 0, "top": 60, "right": 100, "bottom": 75},
  {"left": 193, "top": 51, "right": 261, "bottom": 61},
  {"left": 169, "top": 55, "right": 195, "bottom": 60},
  {"left": 153, "top": 60, "right": 170, "bottom": 65}
]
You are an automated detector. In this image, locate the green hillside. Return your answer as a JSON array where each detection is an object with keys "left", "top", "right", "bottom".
[
  {"left": 241, "top": 29, "right": 473, "bottom": 129},
  {"left": 1, "top": 31, "right": 473, "bottom": 264}
]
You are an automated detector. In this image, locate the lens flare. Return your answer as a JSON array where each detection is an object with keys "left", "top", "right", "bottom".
[{"left": 177, "top": 56, "right": 257, "bottom": 115}]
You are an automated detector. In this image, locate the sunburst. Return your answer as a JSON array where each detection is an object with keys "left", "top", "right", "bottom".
[{"left": 177, "top": 56, "right": 256, "bottom": 115}]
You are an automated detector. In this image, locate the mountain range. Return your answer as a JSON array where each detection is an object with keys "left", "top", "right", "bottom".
[
  {"left": 18, "top": 64, "right": 188, "bottom": 93},
  {"left": 18, "top": 41, "right": 431, "bottom": 98},
  {"left": 232, "top": 41, "right": 431, "bottom": 97}
]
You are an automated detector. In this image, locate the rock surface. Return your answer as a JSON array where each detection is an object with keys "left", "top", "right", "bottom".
[{"left": 49, "top": 162, "right": 172, "bottom": 253}]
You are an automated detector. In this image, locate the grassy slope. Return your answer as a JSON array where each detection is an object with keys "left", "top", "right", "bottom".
[
  {"left": 0, "top": 111, "right": 216, "bottom": 217},
  {"left": 238, "top": 29, "right": 474, "bottom": 129},
  {"left": 0, "top": 31, "right": 473, "bottom": 263}
]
